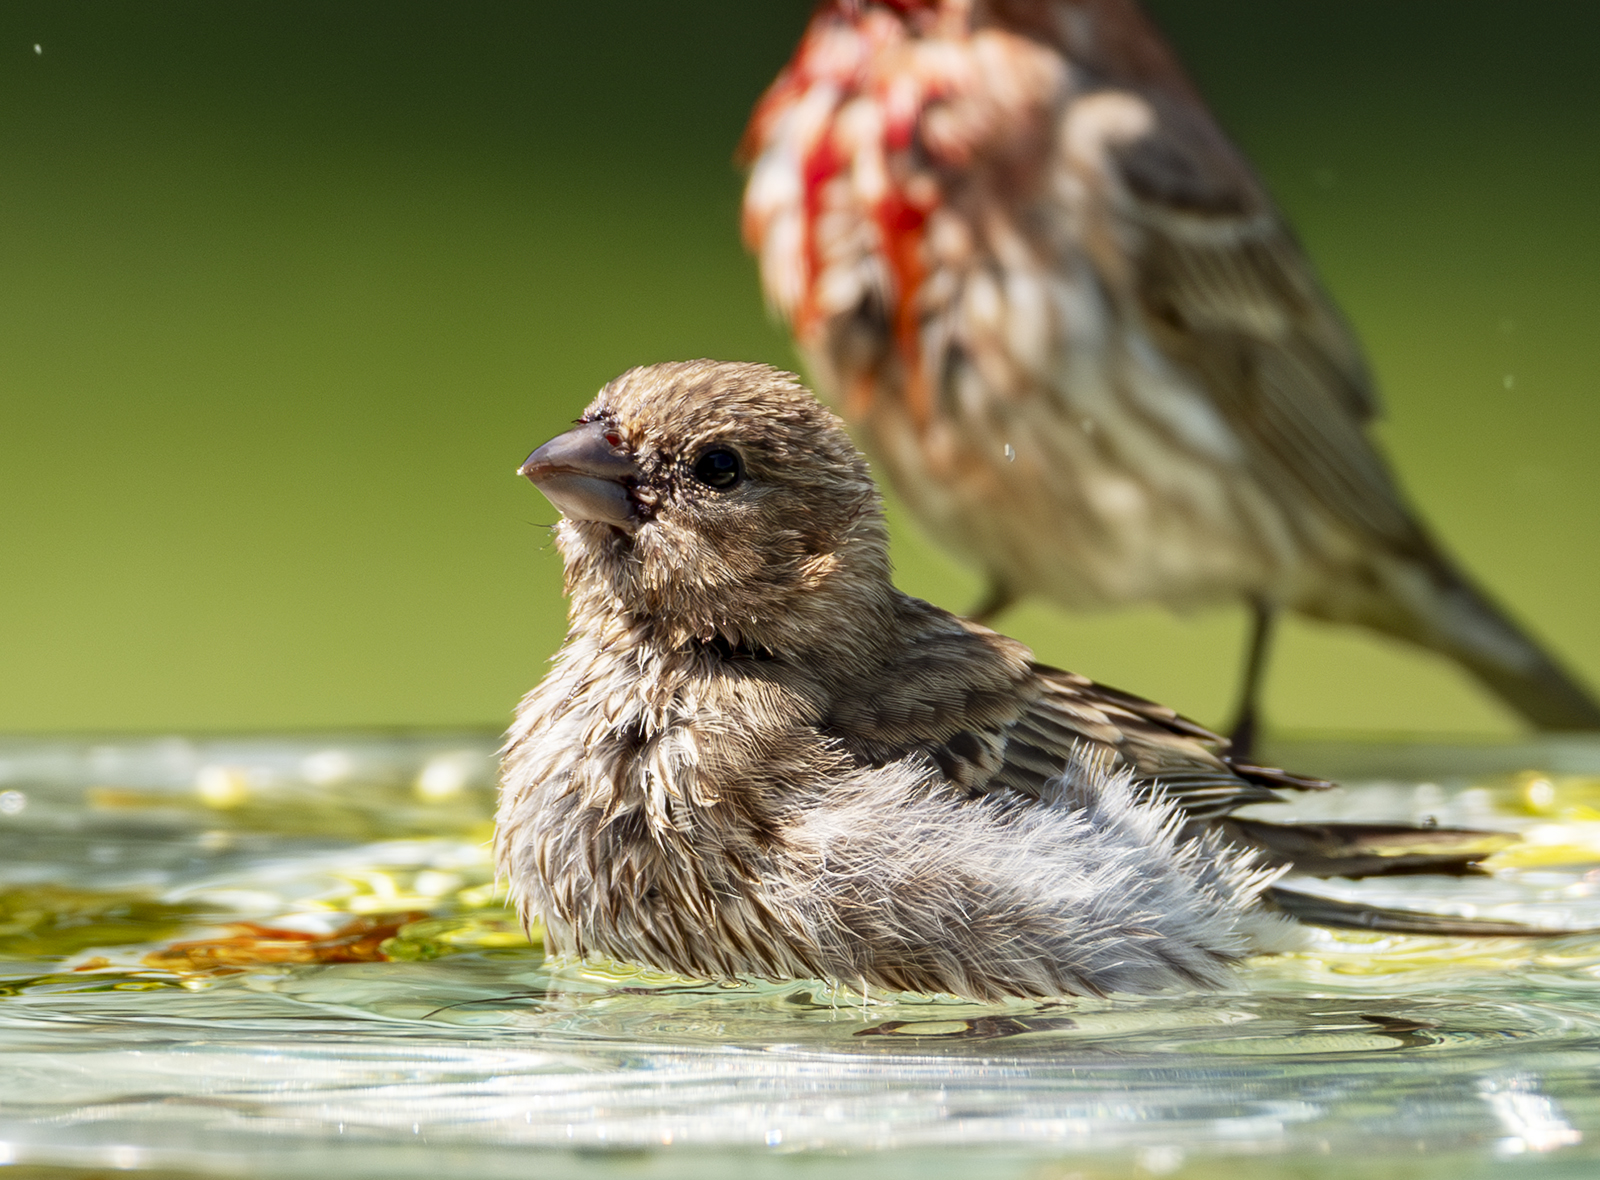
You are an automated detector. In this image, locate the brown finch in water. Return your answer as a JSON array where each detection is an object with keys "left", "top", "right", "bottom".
[
  {"left": 495, "top": 361, "right": 1532, "bottom": 1002},
  {"left": 739, "top": 0, "right": 1600, "bottom": 746}
]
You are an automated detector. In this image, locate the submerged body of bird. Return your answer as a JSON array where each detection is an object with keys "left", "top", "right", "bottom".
[{"left": 496, "top": 361, "right": 1539, "bottom": 1002}]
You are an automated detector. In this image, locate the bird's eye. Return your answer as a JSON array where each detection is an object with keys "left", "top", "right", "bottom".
[{"left": 691, "top": 447, "right": 743, "bottom": 490}]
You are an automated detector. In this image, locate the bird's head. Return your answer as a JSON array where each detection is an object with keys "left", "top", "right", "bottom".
[{"left": 520, "top": 361, "right": 896, "bottom": 656}]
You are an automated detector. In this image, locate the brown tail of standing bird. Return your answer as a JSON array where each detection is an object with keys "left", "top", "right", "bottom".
[{"left": 1305, "top": 533, "right": 1600, "bottom": 730}]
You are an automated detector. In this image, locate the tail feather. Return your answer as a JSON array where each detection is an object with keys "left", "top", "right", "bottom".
[
  {"left": 1312, "top": 545, "right": 1600, "bottom": 731},
  {"left": 1266, "top": 886, "right": 1598, "bottom": 938},
  {"left": 1224, "top": 818, "right": 1515, "bottom": 879}
]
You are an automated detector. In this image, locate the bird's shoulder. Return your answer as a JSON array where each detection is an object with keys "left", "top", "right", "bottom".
[{"left": 818, "top": 598, "right": 1035, "bottom": 787}]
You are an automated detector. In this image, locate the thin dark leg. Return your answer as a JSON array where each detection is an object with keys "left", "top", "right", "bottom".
[
  {"left": 1228, "top": 599, "right": 1276, "bottom": 761},
  {"left": 967, "top": 580, "right": 1017, "bottom": 625}
]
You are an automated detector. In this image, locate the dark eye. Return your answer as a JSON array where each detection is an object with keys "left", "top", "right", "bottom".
[{"left": 691, "top": 447, "right": 743, "bottom": 490}]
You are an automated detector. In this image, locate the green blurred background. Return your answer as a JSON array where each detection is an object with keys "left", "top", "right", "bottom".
[{"left": 2, "top": 1, "right": 1596, "bottom": 736}]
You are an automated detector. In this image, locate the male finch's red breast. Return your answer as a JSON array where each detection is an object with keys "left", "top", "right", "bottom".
[{"left": 742, "top": 1, "right": 1063, "bottom": 425}]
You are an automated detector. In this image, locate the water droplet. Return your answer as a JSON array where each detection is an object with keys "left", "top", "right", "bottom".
[
  {"left": 1523, "top": 776, "right": 1557, "bottom": 813},
  {"left": 1003, "top": 443, "right": 1015, "bottom": 462},
  {"left": 0, "top": 789, "right": 25, "bottom": 815},
  {"left": 1504, "top": 374, "right": 1516, "bottom": 390}
]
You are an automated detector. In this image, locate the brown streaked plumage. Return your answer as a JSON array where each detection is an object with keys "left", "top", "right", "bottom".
[
  {"left": 495, "top": 361, "right": 1532, "bottom": 1002},
  {"left": 739, "top": 0, "right": 1600, "bottom": 744}
]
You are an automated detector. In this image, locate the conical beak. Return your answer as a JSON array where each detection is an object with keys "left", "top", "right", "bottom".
[{"left": 518, "top": 420, "right": 642, "bottom": 530}]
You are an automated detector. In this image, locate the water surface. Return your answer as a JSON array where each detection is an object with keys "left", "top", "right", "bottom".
[{"left": 4, "top": 735, "right": 1600, "bottom": 1177}]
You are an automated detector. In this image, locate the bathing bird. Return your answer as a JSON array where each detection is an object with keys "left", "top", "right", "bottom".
[
  {"left": 496, "top": 361, "right": 1530, "bottom": 1002},
  {"left": 739, "top": 0, "right": 1600, "bottom": 748}
]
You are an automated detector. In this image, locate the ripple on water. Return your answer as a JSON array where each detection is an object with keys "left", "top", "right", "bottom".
[{"left": 2, "top": 734, "right": 1600, "bottom": 1176}]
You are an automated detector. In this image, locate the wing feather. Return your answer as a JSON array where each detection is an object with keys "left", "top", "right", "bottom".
[
  {"left": 979, "top": 663, "right": 1325, "bottom": 819},
  {"left": 1010, "top": 0, "right": 1421, "bottom": 552},
  {"left": 1105, "top": 89, "right": 1427, "bottom": 551},
  {"left": 823, "top": 608, "right": 1329, "bottom": 822}
]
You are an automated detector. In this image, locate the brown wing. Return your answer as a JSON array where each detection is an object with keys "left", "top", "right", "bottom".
[
  {"left": 821, "top": 598, "right": 1327, "bottom": 822},
  {"left": 980, "top": 664, "right": 1328, "bottom": 819},
  {"left": 828, "top": 617, "right": 1512, "bottom": 881},
  {"left": 993, "top": 0, "right": 1427, "bottom": 551},
  {"left": 1121, "top": 141, "right": 1425, "bottom": 550},
  {"left": 1115, "top": 100, "right": 1421, "bottom": 544}
]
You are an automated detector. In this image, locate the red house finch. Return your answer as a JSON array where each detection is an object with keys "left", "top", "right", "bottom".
[
  {"left": 496, "top": 361, "right": 1528, "bottom": 1002},
  {"left": 739, "top": 0, "right": 1600, "bottom": 746}
]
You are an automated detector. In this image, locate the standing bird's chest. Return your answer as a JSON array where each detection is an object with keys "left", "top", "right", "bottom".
[{"left": 743, "top": 19, "right": 1311, "bottom": 608}]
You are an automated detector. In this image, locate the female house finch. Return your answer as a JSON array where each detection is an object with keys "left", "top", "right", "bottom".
[
  {"left": 739, "top": 0, "right": 1600, "bottom": 746},
  {"left": 496, "top": 361, "right": 1529, "bottom": 1002}
]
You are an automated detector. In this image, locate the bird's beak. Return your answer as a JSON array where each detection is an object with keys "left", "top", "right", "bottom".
[{"left": 518, "top": 420, "right": 643, "bottom": 530}]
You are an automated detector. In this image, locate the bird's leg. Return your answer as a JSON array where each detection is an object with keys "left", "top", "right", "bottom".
[
  {"left": 967, "top": 580, "right": 1016, "bottom": 624},
  {"left": 1228, "top": 599, "right": 1276, "bottom": 761}
]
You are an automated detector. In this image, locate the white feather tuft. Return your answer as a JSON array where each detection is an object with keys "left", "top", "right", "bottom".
[{"left": 770, "top": 745, "right": 1292, "bottom": 998}]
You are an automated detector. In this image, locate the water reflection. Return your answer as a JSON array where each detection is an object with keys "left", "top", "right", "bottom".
[{"left": 2, "top": 734, "right": 1600, "bottom": 1177}]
